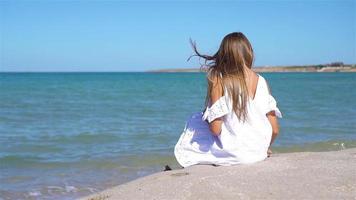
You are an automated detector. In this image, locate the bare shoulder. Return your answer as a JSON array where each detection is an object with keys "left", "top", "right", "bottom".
[{"left": 251, "top": 69, "right": 259, "bottom": 78}]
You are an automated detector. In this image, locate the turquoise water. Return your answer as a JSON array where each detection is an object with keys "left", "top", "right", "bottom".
[{"left": 1, "top": 72, "right": 355, "bottom": 199}]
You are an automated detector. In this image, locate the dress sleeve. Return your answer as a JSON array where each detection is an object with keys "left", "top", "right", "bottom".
[
  {"left": 266, "top": 94, "right": 283, "bottom": 118},
  {"left": 259, "top": 76, "right": 282, "bottom": 118},
  {"left": 202, "top": 96, "right": 230, "bottom": 123}
]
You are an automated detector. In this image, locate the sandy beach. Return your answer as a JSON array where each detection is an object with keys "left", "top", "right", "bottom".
[{"left": 79, "top": 148, "right": 356, "bottom": 200}]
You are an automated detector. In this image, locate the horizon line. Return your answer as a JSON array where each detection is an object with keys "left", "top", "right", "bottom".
[{"left": 1, "top": 63, "right": 355, "bottom": 73}]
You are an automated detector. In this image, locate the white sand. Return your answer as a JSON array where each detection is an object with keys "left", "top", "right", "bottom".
[{"left": 79, "top": 148, "right": 356, "bottom": 200}]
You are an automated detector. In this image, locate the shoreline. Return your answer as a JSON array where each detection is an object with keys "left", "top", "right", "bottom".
[
  {"left": 79, "top": 148, "right": 356, "bottom": 200},
  {"left": 148, "top": 65, "right": 356, "bottom": 73}
]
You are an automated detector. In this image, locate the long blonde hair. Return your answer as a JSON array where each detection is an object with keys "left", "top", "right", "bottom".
[{"left": 189, "top": 32, "right": 255, "bottom": 122}]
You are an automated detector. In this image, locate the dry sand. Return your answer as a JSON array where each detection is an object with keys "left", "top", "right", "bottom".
[{"left": 79, "top": 148, "right": 356, "bottom": 200}]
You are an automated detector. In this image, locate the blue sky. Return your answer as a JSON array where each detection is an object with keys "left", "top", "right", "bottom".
[{"left": 0, "top": 0, "right": 355, "bottom": 72}]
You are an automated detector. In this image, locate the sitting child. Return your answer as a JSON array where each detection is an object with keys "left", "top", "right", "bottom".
[{"left": 174, "top": 32, "right": 282, "bottom": 167}]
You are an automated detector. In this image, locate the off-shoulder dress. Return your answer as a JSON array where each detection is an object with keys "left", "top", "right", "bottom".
[{"left": 174, "top": 74, "right": 282, "bottom": 167}]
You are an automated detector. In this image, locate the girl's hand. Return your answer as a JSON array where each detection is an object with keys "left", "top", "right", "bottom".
[{"left": 267, "top": 148, "right": 273, "bottom": 157}]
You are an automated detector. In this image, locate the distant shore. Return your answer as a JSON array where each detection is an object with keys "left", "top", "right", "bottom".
[
  {"left": 149, "top": 64, "right": 356, "bottom": 73},
  {"left": 79, "top": 148, "right": 356, "bottom": 200}
]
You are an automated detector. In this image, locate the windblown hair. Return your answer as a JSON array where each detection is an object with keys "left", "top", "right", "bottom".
[{"left": 189, "top": 32, "right": 255, "bottom": 122}]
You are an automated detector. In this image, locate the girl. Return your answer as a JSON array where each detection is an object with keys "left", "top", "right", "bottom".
[{"left": 174, "top": 32, "right": 282, "bottom": 167}]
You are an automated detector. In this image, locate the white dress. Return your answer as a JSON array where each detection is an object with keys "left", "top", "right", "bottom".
[{"left": 174, "top": 74, "right": 282, "bottom": 167}]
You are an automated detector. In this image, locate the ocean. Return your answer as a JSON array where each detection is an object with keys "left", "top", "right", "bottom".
[{"left": 1, "top": 72, "right": 355, "bottom": 199}]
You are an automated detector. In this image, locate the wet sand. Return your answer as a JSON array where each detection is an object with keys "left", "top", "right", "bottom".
[{"left": 79, "top": 148, "right": 356, "bottom": 200}]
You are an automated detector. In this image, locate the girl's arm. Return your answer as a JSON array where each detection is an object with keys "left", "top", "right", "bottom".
[
  {"left": 267, "top": 111, "right": 280, "bottom": 146},
  {"left": 267, "top": 111, "right": 280, "bottom": 157},
  {"left": 265, "top": 80, "right": 280, "bottom": 147},
  {"left": 208, "top": 77, "right": 224, "bottom": 136}
]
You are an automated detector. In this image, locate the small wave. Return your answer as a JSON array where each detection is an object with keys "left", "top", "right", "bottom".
[
  {"left": 42, "top": 132, "right": 121, "bottom": 144},
  {"left": 28, "top": 191, "right": 42, "bottom": 197},
  {"left": 332, "top": 142, "right": 346, "bottom": 149},
  {"left": 4, "top": 144, "right": 64, "bottom": 154},
  {"left": 65, "top": 185, "right": 78, "bottom": 193},
  {"left": 0, "top": 155, "right": 42, "bottom": 167},
  {"left": 0, "top": 155, "right": 74, "bottom": 169},
  {"left": 20, "top": 185, "right": 85, "bottom": 200},
  {"left": 273, "top": 139, "right": 356, "bottom": 153}
]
